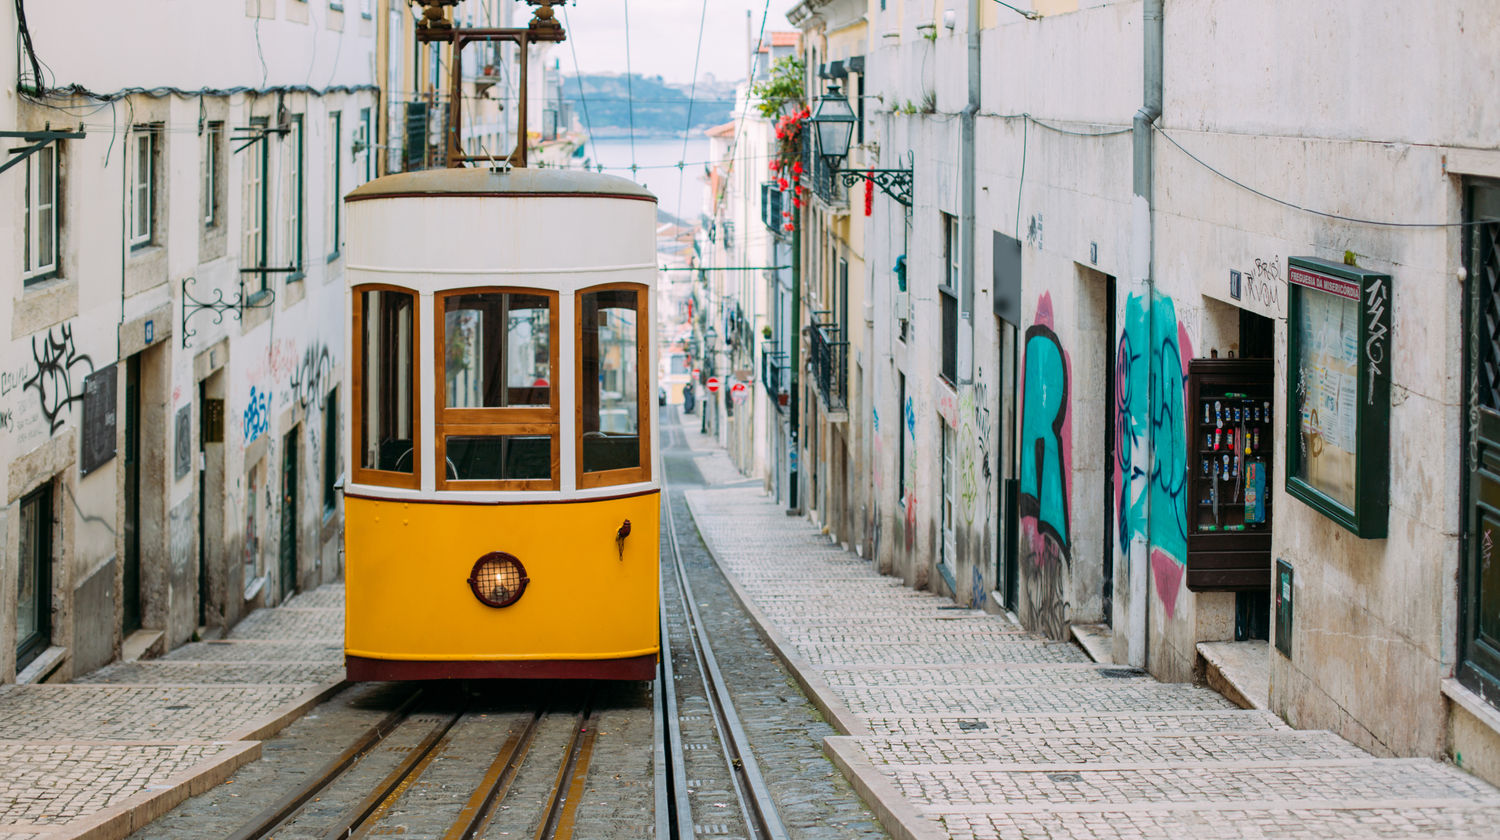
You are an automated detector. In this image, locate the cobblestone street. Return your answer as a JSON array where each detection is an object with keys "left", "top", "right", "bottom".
[
  {"left": 0, "top": 590, "right": 343, "bottom": 838},
  {"left": 679, "top": 421, "right": 1500, "bottom": 839}
]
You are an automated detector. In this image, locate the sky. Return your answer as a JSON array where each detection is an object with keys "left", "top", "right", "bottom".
[{"left": 549, "top": 0, "right": 803, "bottom": 84}]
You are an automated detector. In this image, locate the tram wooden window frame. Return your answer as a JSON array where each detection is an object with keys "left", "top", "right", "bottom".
[
  {"left": 434, "top": 287, "right": 561, "bottom": 491},
  {"left": 351, "top": 284, "right": 421, "bottom": 490},
  {"left": 576, "top": 283, "right": 652, "bottom": 490}
]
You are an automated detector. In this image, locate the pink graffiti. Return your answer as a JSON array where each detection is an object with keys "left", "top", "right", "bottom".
[
  {"left": 1151, "top": 548, "right": 1185, "bottom": 619},
  {"left": 904, "top": 493, "right": 918, "bottom": 552}
]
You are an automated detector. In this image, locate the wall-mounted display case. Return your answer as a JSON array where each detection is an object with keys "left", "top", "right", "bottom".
[
  {"left": 1285, "top": 257, "right": 1391, "bottom": 539},
  {"left": 1186, "top": 358, "right": 1275, "bottom": 591}
]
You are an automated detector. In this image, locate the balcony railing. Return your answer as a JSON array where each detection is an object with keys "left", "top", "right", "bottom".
[
  {"left": 761, "top": 342, "right": 790, "bottom": 414},
  {"left": 809, "top": 312, "right": 848, "bottom": 413}
]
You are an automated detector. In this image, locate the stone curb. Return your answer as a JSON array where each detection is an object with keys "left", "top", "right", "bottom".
[
  {"left": 52, "top": 740, "right": 261, "bottom": 840},
  {"left": 224, "top": 678, "right": 348, "bottom": 742},
  {"left": 683, "top": 491, "right": 868, "bottom": 737},
  {"left": 822, "top": 737, "right": 947, "bottom": 840},
  {"left": 3, "top": 679, "right": 347, "bottom": 840}
]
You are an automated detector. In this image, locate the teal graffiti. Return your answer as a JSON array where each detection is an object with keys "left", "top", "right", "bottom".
[
  {"left": 1114, "top": 292, "right": 1192, "bottom": 567},
  {"left": 1020, "top": 323, "right": 1070, "bottom": 554}
]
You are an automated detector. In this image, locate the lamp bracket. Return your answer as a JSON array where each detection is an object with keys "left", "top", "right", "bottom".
[
  {"left": 181, "top": 274, "right": 278, "bottom": 348},
  {"left": 838, "top": 152, "right": 914, "bottom": 208}
]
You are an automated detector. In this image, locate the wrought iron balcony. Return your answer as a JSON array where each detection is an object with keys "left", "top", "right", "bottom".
[
  {"left": 761, "top": 342, "right": 790, "bottom": 414},
  {"left": 809, "top": 312, "right": 848, "bottom": 414}
]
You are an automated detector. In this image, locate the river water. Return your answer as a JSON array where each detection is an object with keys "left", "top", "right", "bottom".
[{"left": 578, "top": 135, "right": 710, "bottom": 223}]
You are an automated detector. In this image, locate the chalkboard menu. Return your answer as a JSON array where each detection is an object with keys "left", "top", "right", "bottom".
[{"left": 80, "top": 364, "right": 118, "bottom": 477}]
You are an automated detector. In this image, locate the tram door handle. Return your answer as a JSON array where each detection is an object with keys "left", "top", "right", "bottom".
[{"left": 616, "top": 520, "right": 631, "bottom": 561}]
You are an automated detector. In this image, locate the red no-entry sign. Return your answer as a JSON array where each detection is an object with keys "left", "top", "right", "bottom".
[{"left": 706, "top": 377, "right": 721, "bottom": 393}]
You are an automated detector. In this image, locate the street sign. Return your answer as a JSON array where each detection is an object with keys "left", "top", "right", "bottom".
[
  {"left": 730, "top": 382, "right": 747, "bottom": 395},
  {"left": 706, "top": 377, "right": 721, "bottom": 393}
]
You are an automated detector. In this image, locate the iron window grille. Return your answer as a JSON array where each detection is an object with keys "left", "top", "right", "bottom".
[
  {"left": 761, "top": 181, "right": 789, "bottom": 236},
  {"left": 802, "top": 117, "right": 845, "bottom": 206},
  {"left": 761, "top": 341, "right": 790, "bottom": 413},
  {"left": 810, "top": 311, "right": 848, "bottom": 412}
]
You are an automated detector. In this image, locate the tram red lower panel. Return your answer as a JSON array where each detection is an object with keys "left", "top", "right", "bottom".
[{"left": 345, "top": 654, "right": 657, "bottom": 681}]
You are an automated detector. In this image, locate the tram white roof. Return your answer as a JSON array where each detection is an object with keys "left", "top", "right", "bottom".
[{"left": 347, "top": 167, "right": 658, "bottom": 203}]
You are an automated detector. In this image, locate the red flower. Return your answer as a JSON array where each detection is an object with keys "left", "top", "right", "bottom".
[
  {"left": 792, "top": 197, "right": 802, "bottom": 208},
  {"left": 792, "top": 160, "right": 803, "bottom": 175},
  {"left": 783, "top": 222, "right": 794, "bottom": 232},
  {"left": 768, "top": 160, "right": 779, "bottom": 171},
  {"left": 777, "top": 177, "right": 789, "bottom": 190}
]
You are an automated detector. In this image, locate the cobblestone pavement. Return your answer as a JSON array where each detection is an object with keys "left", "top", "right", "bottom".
[
  {"left": 0, "top": 585, "right": 345, "bottom": 838},
  {"left": 680, "top": 436, "right": 1500, "bottom": 838},
  {"left": 666, "top": 411, "right": 891, "bottom": 839}
]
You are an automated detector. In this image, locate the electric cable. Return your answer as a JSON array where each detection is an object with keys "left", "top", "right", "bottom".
[
  {"left": 622, "top": 0, "right": 638, "bottom": 176},
  {"left": 674, "top": 0, "right": 712, "bottom": 220},
  {"left": 560, "top": 3, "right": 598, "bottom": 171},
  {"left": 1157, "top": 127, "right": 1490, "bottom": 228}
]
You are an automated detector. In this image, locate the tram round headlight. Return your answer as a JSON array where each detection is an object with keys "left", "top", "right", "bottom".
[{"left": 467, "top": 552, "right": 529, "bottom": 608}]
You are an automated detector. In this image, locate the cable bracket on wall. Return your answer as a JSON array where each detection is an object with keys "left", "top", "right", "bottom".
[
  {"left": 181, "top": 274, "right": 278, "bottom": 348},
  {"left": 0, "top": 125, "right": 85, "bottom": 177}
]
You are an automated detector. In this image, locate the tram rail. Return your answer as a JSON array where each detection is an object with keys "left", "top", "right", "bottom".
[
  {"left": 226, "top": 687, "right": 598, "bottom": 840},
  {"left": 657, "top": 417, "right": 790, "bottom": 840}
]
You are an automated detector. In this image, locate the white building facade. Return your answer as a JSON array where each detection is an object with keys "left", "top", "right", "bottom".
[{"left": 2, "top": 0, "right": 376, "bottom": 683}]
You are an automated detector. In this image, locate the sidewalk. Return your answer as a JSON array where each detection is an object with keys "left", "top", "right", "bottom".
[
  {"left": 0, "top": 586, "right": 345, "bottom": 840},
  {"left": 678, "top": 429, "right": 1500, "bottom": 839}
]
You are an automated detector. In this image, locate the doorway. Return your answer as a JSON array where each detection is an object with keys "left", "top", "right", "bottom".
[
  {"left": 996, "top": 316, "right": 1020, "bottom": 612},
  {"left": 197, "top": 372, "right": 226, "bottom": 629},
  {"left": 17, "top": 484, "right": 53, "bottom": 671},
  {"left": 122, "top": 355, "right": 142, "bottom": 636},
  {"left": 1237, "top": 308, "right": 1275, "bottom": 641},
  {"left": 1460, "top": 178, "right": 1500, "bottom": 705},
  {"left": 280, "top": 428, "right": 300, "bottom": 602}
]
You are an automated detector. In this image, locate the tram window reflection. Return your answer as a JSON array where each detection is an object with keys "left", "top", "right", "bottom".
[
  {"left": 443, "top": 292, "right": 551, "bottom": 408},
  {"left": 359, "top": 289, "right": 415, "bottom": 475},
  {"left": 580, "top": 288, "right": 642, "bottom": 475},
  {"left": 444, "top": 435, "right": 551, "bottom": 481}
]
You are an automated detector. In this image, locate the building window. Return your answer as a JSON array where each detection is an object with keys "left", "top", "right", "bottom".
[
  {"left": 23, "top": 142, "right": 59, "bottom": 283},
  {"left": 285, "top": 115, "right": 305, "bottom": 275},
  {"left": 203, "top": 122, "right": 224, "bottom": 228},
  {"left": 940, "top": 212, "right": 959, "bottom": 384},
  {"left": 359, "top": 107, "right": 373, "bottom": 183},
  {"left": 244, "top": 117, "right": 269, "bottom": 283},
  {"left": 130, "top": 129, "right": 157, "bottom": 248},
  {"left": 327, "top": 111, "right": 342, "bottom": 258},
  {"left": 323, "top": 386, "right": 339, "bottom": 516},
  {"left": 16, "top": 483, "right": 53, "bottom": 671}
]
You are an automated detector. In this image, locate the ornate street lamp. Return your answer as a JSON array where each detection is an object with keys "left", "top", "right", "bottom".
[
  {"left": 811, "top": 84, "right": 857, "bottom": 166},
  {"left": 811, "top": 84, "right": 915, "bottom": 208}
]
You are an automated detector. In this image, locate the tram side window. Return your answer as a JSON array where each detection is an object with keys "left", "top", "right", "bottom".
[
  {"left": 359, "top": 289, "right": 416, "bottom": 476},
  {"left": 443, "top": 292, "right": 551, "bottom": 408},
  {"left": 579, "top": 287, "right": 648, "bottom": 482}
]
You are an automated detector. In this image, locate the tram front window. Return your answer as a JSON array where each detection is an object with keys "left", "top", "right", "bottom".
[
  {"left": 443, "top": 292, "right": 551, "bottom": 408},
  {"left": 358, "top": 288, "right": 415, "bottom": 478},
  {"left": 579, "top": 286, "right": 648, "bottom": 484},
  {"left": 444, "top": 435, "right": 551, "bottom": 481}
]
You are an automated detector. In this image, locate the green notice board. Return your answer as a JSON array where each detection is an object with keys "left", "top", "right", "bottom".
[{"left": 1285, "top": 257, "right": 1391, "bottom": 538}]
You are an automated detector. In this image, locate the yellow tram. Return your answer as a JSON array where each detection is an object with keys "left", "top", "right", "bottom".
[{"left": 341, "top": 168, "right": 660, "bottom": 681}]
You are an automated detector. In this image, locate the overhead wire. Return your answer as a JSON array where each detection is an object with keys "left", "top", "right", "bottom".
[
  {"left": 673, "top": 0, "right": 711, "bottom": 220},
  {"left": 560, "top": 2, "right": 598, "bottom": 171},
  {"left": 622, "top": 0, "right": 638, "bottom": 176}
]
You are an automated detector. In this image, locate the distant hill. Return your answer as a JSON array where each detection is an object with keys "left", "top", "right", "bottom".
[{"left": 563, "top": 73, "right": 736, "bottom": 136}]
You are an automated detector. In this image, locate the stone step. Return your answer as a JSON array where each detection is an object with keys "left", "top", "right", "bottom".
[
  {"left": 833, "top": 730, "right": 1371, "bottom": 767},
  {"left": 838, "top": 682, "right": 1236, "bottom": 716},
  {"left": 857, "top": 709, "right": 1292, "bottom": 737}
]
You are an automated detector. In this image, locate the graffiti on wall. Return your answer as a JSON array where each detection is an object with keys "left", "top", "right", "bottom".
[
  {"left": 290, "top": 343, "right": 334, "bottom": 411},
  {"left": 958, "top": 377, "right": 992, "bottom": 527},
  {"left": 243, "top": 386, "right": 271, "bottom": 443},
  {"left": 1018, "top": 293, "right": 1072, "bottom": 639},
  {"left": 1114, "top": 292, "right": 1194, "bottom": 619},
  {"left": 24, "top": 324, "right": 95, "bottom": 435}
]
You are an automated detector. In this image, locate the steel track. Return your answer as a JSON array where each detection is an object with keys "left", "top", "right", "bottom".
[
  {"left": 658, "top": 422, "right": 790, "bottom": 840},
  {"left": 228, "top": 687, "right": 599, "bottom": 840}
]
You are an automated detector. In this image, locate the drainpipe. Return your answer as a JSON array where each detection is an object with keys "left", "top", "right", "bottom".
[
  {"left": 958, "top": 0, "right": 980, "bottom": 383},
  {"left": 789, "top": 204, "right": 802, "bottom": 512},
  {"left": 1127, "top": 0, "right": 1163, "bottom": 669}
]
